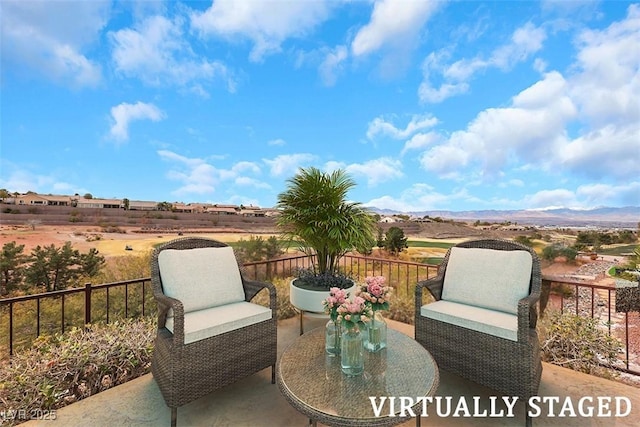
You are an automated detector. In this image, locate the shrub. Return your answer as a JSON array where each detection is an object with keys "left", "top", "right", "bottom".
[
  {"left": 539, "top": 310, "right": 623, "bottom": 379},
  {"left": 385, "top": 294, "right": 416, "bottom": 325},
  {"left": 252, "top": 277, "right": 297, "bottom": 320},
  {"left": 541, "top": 244, "right": 577, "bottom": 261},
  {"left": 0, "top": 318, "right": 155, "bottom": 425}
]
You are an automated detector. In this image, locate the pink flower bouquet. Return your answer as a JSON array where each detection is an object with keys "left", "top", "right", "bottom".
[
  {"left": 323, "top": 287, "right": 349, "bottom": 321},
  {"left": 359, "top": 275, "right": 392, "bottom": 311}
]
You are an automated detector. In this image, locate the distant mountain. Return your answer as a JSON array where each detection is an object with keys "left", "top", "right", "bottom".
[{"left": 367, "top": 206, "right": 640, "bottom": 228}]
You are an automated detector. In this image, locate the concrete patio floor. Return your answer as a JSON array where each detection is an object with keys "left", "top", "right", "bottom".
[{"left": 24, "top": 317, "right": 640, "bottom": 427}]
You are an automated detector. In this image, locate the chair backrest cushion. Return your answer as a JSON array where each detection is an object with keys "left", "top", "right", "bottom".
[
  {"left": 441, "top": 247, "right": 532, "bottom": 315},
  {"left": 158, "top": 246, "right": 245, "bottom": 313}
]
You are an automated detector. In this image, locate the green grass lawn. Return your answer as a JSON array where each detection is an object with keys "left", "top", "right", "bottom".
[
  {"left": 406, "top": 240, "right": 456, "bottom": 249},
  {"left": 598, "top": 244, "right": 638, "bottom": 256}
]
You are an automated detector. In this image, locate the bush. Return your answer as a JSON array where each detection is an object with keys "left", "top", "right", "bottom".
[
  {"left": 542, "top": 244, "right": 577, "bottom": 261},
  {"left": 385, "top": 295, "right": 416, "bottom": 325},
  {"left": 0, "top": 318, "right": 155, "bottom": 425},
  {"left": 252, "top": 277, "right": 297, "bottom": 320},
  {"left": 539, "top": 310, "right": 623, "bottom": 378}
]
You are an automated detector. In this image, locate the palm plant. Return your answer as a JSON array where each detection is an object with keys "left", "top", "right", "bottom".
[{"left": 276, "top": 167, "right": 376, "bottom": 286}]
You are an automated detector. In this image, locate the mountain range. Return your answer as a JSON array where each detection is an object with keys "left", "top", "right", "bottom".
[{"left": 368, "top": 206, "right": 640, "bottom": 228}]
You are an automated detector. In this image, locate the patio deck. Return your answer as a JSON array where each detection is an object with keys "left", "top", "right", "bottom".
[{"left": 23, "top": 317, "right": 640, "bottom": 427}]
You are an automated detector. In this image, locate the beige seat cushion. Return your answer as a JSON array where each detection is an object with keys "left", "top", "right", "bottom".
[
  {"left": 166, "top": 301, "right": 272, "bottom": 344},
  {"left": 442, "top": 247, "right": 532, "bottom": 314},
  {"left": 158, "top": 246, "right": 245, "bottom": 313},
  {"left": 421, "top": 300, "right": 518, "bottom": 341}
]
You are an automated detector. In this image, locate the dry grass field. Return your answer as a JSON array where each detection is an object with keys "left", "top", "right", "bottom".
[{"left": 0, "top": 224, "right": 279, "bottom": 257}]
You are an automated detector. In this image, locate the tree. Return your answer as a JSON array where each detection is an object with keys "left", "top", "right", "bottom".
[
  {"left": 0, "top": 242, "right": 27, "bottom": 295},
  {"left": 0, "top": 188, "right": 9, "bottom": 199},
  {"left": 122, "top": 198, "right": 130, "bottom": 210},
  {"left": 514, "top": 235, "right": 534, "bottom": 247},
  {"left": 80, "top": 248, "right": 106, "bottom": 277},
  {"left": 264, "top": 236, "right": 282, "bottom": 260},
  {"left": 384, "top": 226, "right": 407, "bottom": 256},
  {"left": 83, "top": 193, "right": 93, "bottom": 199},
  {"left": 24, "top": 242, "right": 105, "bottom": 291},
  {"left": 376, "top": 228, "right": 385, "bottom": 248},
  {"left": 276, "top": 167, "right": 376, "bottom": 277},
  {"left": 157, "top": 201, "right": 173, "bottom": 211}
]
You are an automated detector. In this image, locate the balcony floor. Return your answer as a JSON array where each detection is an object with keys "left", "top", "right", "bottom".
[{"left": 24, "top": 317, "right": 639, "bottom": 427}]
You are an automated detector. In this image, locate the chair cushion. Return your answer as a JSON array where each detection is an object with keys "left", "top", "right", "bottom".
[
  {"left": 158, "top": 246, "right": 245, "bottom": 313},
  {"left": 441, "top": 247, "right": 532, "bottom": 315},
  {"left": 165, "top": 301, "right": 272, "bottom": 344},
  {"left": 421, "top": 300, "right": 518, "bottom": 341}
]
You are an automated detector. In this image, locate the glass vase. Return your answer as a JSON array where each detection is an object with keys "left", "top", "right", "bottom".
[
  {"left": 341, "top": 327, "right": 364, "bottom": 376},
  {"left": 325, "top": 319, "right": 341, "bottom": 355},
  {"left": 364, "top": 311, "right": 387, "bottom": 352}
]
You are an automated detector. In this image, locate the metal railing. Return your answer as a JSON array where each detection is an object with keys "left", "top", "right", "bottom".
[
  {"left": 242, "top": 253, "right": 439, "bottom": 298},
  {"left": 1, "top": 255, "right": 638, "bottom": 378},
  {"left": 1, "top": 278, "right": 153, "bottom": 357},
  {"left": 541, "top": 276, "right": 639, "bottom": 376}
]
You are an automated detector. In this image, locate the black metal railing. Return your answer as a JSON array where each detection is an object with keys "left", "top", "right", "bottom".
[
  {"left": 541, "top": 276, "right": 639, "bottom": 376},
  {"left": 1, "top": 255, "right": 638, "bottom": 378},
  {"left": 1, "top": 278, "right": 153, "bottom": 357},
  {"left": 242, "top": 253, "right": 439, "bottom": 298}
]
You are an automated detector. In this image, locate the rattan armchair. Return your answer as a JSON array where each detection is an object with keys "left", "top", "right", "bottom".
[
  {"left": 151, "top": 237, "right": 277, "bottom": 426},
  {"left": 415, "top": 239, "right": 542, "bottom": 426}
]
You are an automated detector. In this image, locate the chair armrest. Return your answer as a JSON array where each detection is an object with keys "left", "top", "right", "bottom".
[
  {"left": 415, "top": 277, "right": 444, "bottom": 316},
  {"left": 154, "top": 293, "right": 185, "bottom": 345},
  {"left": 517, "top": 292, "right": 541, "bottom": 341},
  {"left": 243, "top": 279, "right": 277, "bottom": 317}
]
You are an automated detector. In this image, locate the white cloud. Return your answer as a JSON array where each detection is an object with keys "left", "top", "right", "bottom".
[
  {"left": 576, "top": 182, "right": 640, "bottom": 207},
  {"left": 367, "top": 114, "right": 438, "bottom": 140},
  {"left": 569, "top": 4, "right": 640, "bottom": 127},
  {"left": 344, "top": 158, "right": 403, "bottom": 186},
  {"left": 1, "top": 0, "right": 108, "bottom": 87},
  {"left": 0, "top": 162, "right": 87, "bottom": 196},
  {"left": 319, "top": 45, "right": 348, "bottom": 86},
  {"left": 110, "top": 15, "right": 234, "bottom": 94},
  {"left": 235, "top": 176, "right": 271, "bottom": 189},
  {"left": 109, "top": 102, "right": 166, "bottom": 142},
  {"left": 559, "top": 124, "right": 639, "bottom": 181},
  {"left": 419, "top": 7, "right": 640, "bottom": 193},
  {"left": 268, "top": 138, "right": 286, "bottom": 146},
  {"left": 489, "top": 22, "right": 547, "bottom": 70},
  {"left": 523, "top": 189, "right": 579, "bottom": 209},
  {"left": 158, "top": 150, "right": 265, "bottom": 196},
  {"left": 401, "top": 132, "right": 440, "bottom": 155},
  {"left": 190, "top": 0, "right": 332, "bottom": 62},
  {"left": 351, "top": 0, "right": 440, "bottom": 57},
  {"left": 263, "top": 154, "right": 316, "bottom": 177},
  {"left": 365, "top": 184, "right": 476, "bottom": 211},
  {"left": 419, "top": 71, "right": 577, "bottom": 178},
  {"left": 232, "top": 161, "right": 261, "bottom": 175},
  {"left": 419, "top": 22, "right": 546, "bottom": 103}
]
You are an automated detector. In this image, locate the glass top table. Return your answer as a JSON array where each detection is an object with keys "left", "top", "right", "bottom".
[{"left": 277, "top": 327, "right": 439, "bottom": 427}]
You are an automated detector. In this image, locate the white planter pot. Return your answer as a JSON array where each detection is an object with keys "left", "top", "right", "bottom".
[{"left": 289, "top": 279, "right": 357, "bottom": 314}]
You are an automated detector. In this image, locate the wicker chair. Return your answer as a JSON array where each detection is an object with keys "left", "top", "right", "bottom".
[
  {"left": 150, "top": 237, "right": 277, "bottom": 426},
  {"left": 415, "top": 239, "right": 542, "bottom": 426}
]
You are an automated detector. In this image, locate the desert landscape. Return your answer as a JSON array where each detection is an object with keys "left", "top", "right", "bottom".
[
  {"left": 0, "top": 222, "right": 596, "bottom": 278},
  {"left": 1, "top": 220, "right": 638, "bottom": 382}
]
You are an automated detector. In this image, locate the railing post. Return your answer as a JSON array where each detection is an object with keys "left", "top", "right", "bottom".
[
  {"left": 540, "top": 279, "right": 551, "bottom": 318},
  {"left": 85, "top": 283, "right": 92, "bottom": 327},
  {"left": 9, "top": 303, "right": 13, "bottom": 357}
]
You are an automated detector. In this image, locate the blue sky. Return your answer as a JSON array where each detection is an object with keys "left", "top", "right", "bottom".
[{"left": 1, "top": 0, "right": 639, "bottom": 212}]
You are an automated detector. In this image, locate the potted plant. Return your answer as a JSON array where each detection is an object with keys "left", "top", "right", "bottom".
[{"left": 276, "top": 167, "right": 377, "bottom": 313}]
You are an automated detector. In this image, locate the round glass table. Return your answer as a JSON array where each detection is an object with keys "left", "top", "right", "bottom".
[{"left": 277, "top": 327, "right": 439, "bottom": 427}]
